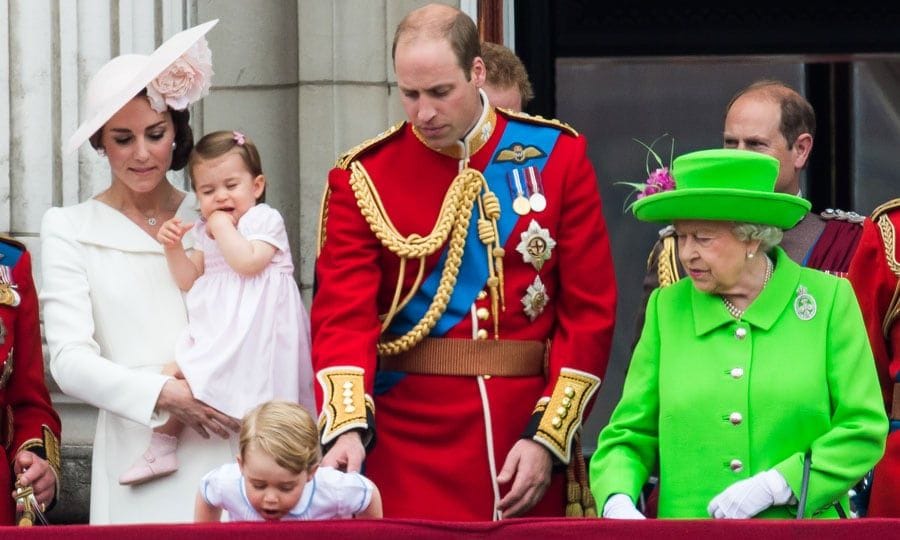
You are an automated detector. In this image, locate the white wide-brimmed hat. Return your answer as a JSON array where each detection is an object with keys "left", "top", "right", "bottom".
[{"left": 65, "top": 19, "right": 218, "bottom": 155}]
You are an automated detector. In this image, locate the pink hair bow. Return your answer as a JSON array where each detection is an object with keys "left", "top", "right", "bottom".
[{"left": 233, "top": 131, "right": 246, "bottom": 145}]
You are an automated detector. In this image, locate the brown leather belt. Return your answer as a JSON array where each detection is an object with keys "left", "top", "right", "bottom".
[
  {"left": 893, "top": 383, "right": 900, "bottom": 421},
  {"left": 378, "top": 337, "right": 547, "bottom": 377}
]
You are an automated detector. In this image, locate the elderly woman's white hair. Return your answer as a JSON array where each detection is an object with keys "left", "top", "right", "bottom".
[{"left": 732, "top": 222, "right": 784, "bottom": 252}]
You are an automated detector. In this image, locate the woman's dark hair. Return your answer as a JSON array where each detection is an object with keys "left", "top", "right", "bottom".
[
  {"left": 169, "top": 108, "right": 193, "bottom": 171},
  {"left": 87, "top": 89, "right": 194, "bottom": 171}
]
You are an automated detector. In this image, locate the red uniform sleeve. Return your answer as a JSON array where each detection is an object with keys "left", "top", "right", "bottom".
[
  {"left": 526, "top": 134, "right": 617, "bottom": 463},
  {"left": 311, "top": 169, "right": 383, "bottom": 444},
  {"left": 848, "top": 216, "right": 899, "bottom": 408},
  {"left": 6, "top": 250, "right": 61, "bottom": 461}
]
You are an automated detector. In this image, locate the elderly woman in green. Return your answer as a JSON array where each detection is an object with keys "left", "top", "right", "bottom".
[{"left": 591, "top": 149, "right": 887, "bottom": 519}]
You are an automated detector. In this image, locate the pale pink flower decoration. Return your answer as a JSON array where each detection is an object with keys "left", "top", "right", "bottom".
[
  {"left": 232, "top": 131, "right": 246, "bottom": 145},
  {"left": 146, "top": 37, "right": 214, "bottom": 113}
]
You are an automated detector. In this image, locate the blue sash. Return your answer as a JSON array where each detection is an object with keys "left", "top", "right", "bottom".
[{"left": 387, "top": 119, "right": 561, "bottom": 336}]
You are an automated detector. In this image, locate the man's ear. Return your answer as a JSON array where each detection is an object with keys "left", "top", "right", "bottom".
[
  {"left": 471, "top": 56, "right": 486, "bottom": 87},
  {"left": 792, "top": 133, "right": 813, "bottom": 170},
  {"left": 307, "top": 463, "right": 319, "bottom": 482}
]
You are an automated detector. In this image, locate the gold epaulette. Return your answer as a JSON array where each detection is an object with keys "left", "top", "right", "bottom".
[
  {"left": 333, "top": 121, "right": 406, "bottom": 170},
  {"left": 653, "top": 226, "right": 681, "bottom": 287},
  {"left": 495, "top": 107, "right": 578, "bottom": 137},
  {"left": 871, "top": 198, "right": 900, "bottom": 221},
  {"left": 872, "top": 199, "right": 900, "bottom": 279},
  {"left": 316, "top": 185, "right": 331, "bottom": 256}
]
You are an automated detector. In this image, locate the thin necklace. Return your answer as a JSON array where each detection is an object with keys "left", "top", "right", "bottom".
[{"left": 722, "top": 255, "right": 773, "bottom": 319}]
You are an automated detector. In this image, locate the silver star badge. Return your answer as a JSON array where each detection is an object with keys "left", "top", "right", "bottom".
[
  {"left": 516, "top": 220, "right": 556, "bottom": 271},
  {"left": 522, "top": 275, "right": 549, "bottom": 321}
]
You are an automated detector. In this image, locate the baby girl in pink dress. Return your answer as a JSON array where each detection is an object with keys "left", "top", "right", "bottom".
[{"left": 120, "top": 130, "right": 315, "bottom": 485}]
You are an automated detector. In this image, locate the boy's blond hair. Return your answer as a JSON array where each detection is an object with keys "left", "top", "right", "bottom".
[{"left": 240, "top": 401, "right": 321, "bottom": 474}]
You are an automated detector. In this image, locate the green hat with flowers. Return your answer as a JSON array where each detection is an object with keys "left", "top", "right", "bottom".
[{"left": 632, "top": 148, "right": 811, "bottom": 229}]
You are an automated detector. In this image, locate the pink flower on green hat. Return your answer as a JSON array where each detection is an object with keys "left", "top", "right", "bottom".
[{"left": 616, "top": 135, "right": 676, "bottom": 210}]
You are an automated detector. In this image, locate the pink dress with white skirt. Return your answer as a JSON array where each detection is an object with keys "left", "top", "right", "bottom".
[{"left": 176, "top": 203, "right": 315, "bottom": 419}]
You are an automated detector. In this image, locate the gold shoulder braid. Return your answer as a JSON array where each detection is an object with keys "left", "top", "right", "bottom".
[
  {"left": 316, "top": 186, "right": 331, "bottom": 257},
  {"left": 321, "top": 123, "right": 405, "bottom": 254},
  {"left": 871, "top": 200, "right": 900, "bottom": 339},
  {"left": 348, "top": 161, "right": 506, "bottom": 355},
  {"left": 495, "top": 108, "right": 578, "bottom": 137},
  {"left": 655, "top": 233, "right": 681, "bottom": 287},
  {"left": 874, "top": 200, "right": 900, "bottom": 278},
  {"left": 334, "top": 122, "right": 405, "bottom": 171}
]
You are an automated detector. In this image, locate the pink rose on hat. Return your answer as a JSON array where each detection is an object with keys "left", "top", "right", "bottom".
[{"left": 146, "top": 37, "right": 214, "bottom": 113}]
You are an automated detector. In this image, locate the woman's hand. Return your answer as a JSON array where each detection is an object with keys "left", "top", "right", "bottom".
[
  {"left": 156, "top": 379, "right": 240, "bottom": 439},
  {"left": 708, "top": 469, "right": 792, "bottom": 519},
  {"left": 603, "top": 493, "right": 646, "bottom": 519}
]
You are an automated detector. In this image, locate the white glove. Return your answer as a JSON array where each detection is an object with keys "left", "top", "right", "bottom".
[
  {"left": 603, "top": 493, "right": 646, "bottom": 519},
  {"left": 708, "top": 469, "right": 793, "bottom": 519}
]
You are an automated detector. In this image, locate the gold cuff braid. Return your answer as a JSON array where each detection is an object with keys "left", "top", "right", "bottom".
[
  {"left": 317, "top": 367, "right": 372, "bottom": 445},
  {"left": 16, "top": 425, "right": 61, "bottom": 478},
  {"left": 533, "top": 368, "right": 601, "bottom": 464}
]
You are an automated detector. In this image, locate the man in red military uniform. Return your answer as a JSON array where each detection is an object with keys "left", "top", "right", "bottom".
[
  {"left": 311, "top": 3, "right": 616, "bottom": 521},
  {"left": 0, "top": 235, "right": 61, "bottom": 524},
  {"left": 848, "top": 199, "right": 900, "bottom": 517}
]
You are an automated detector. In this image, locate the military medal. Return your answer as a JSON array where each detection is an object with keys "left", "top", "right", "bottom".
[
  {"left": 525, "top": 167, "right": 547, "bottom": 213},
  {"left": 507, "top": 169, "right": 531, "bottom": 215},
  {"left": 516, "top": 220, "right": 556, "bottom": 271},
  {"left": 522, "top": 275, "right": 549, "bottom": 321},
  {"left": 0, "top": 265, "right": 19, "bottom": 307},
  {"left": 794, "top": 286, "right": 817, "bottom": 320}
]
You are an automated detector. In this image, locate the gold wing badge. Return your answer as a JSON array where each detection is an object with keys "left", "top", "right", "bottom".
[{"left": 494, "top": 143, "right": 546, "bottom": 165}]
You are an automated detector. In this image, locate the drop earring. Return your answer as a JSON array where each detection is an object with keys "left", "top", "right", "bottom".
[
  {"left": 746, "top": 251, "right": 755, "bottom": 259},
  {"left": 171, "top": 142, "right": 177, "bottom": 149}
]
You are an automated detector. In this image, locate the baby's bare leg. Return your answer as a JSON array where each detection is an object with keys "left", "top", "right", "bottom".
[{"left": 154, "top": 416, "right": 184, "bottom": 437}]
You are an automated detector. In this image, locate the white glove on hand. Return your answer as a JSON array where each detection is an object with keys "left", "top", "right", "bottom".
[
  {"left": 603, "top": 493, "right": 646, "bottom": 519},
  {"left": 708, "top": 469, "right": 793, "bottom": 519}
]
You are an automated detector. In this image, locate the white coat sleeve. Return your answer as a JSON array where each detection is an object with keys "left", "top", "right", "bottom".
[{"left": 39, "top": 207, "right": 170, "bottom": 426}]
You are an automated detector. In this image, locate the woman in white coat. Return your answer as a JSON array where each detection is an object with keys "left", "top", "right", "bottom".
[{"left": 40, "top": 20, "right": 240, "bottom": 524}]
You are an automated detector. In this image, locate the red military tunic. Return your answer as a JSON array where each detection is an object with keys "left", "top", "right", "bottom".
[
  {"left": 848, "top": 199, "right": 900, "bottom": 517},
  {"left": 312, "top": 103, "right": 616, "bottom": 520},
  {"left": 0, "top": 237, "right": 61, "bottom": 524}
]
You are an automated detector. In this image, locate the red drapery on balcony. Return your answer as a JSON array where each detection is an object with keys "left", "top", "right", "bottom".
[{"left": 4, "top": 517, "right": 900, "bottom": 539}]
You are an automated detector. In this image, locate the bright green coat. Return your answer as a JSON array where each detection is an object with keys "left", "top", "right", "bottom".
[{"left": 590, "top": 247, "right": 887, "bottom": 518}]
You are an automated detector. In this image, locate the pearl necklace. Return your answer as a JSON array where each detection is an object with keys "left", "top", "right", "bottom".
[{"left": 722, "top": 255, "right": 773, "bottom": 319}]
